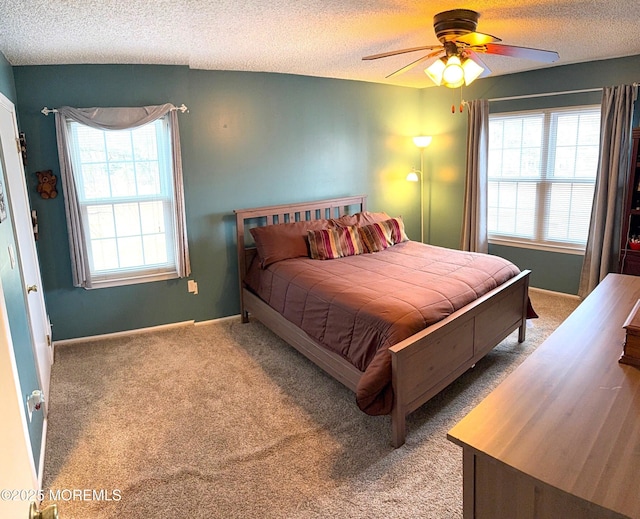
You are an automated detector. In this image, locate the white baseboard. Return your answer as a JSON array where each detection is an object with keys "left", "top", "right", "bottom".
[
  {"left": 53, "top": 320, "right": 195, "bottom": 347},
  {"left": 53, "top": 314, "right": 244, "bottom": 348},
  {"left": 529, "top": 286, "right": 582, "bottom": 301},
  {"left": 194, "top": 314, "right": 241, "bottom": 326}
]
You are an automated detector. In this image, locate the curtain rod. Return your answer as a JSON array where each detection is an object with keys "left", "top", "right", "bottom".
[
  {"left": 488, "top": 87, "right": 601, "bottom": 103},
  {"left": 487, "top": 82, "right": 639, "bottom": 103},
  {"left": 40, "top": 103, "right": 189, "bottom": 116}
]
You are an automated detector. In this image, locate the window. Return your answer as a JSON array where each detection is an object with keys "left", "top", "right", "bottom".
[
  {"left": 488, "top": 106, "right": 601, "bottom": 253},
  {"left": 65, "top": 115, "right": 183, "bottom": 287}
]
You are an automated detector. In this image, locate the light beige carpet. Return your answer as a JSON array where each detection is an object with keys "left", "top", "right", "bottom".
[{"left": 42, "top": 289, "right": 579, "bottom": 519}]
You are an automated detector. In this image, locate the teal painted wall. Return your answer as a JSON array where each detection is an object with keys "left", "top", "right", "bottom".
[
  {"left": 13, "top": 65, "right": 423, "bottom": 340},
  {"left": 0, "top": 53, "right": 43, "bottom": 470},
  {"left": 0, "top": 54, "right": 16, "bottom": 104},
  {"left": 419, "top": 54, "right": 640, "bottom": 294},
  {"left": 11, "top": 55, "right": 640, "bottom": 338},
  {"left": 490, "top": 245, "right": 583, "bottom": 294}
]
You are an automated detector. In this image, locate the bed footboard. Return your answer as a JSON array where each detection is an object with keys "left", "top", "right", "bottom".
[{"left": 389, "top": 269, "right": 530, "bottom": 447}]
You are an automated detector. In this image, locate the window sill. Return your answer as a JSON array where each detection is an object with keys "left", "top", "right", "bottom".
[
  {"left": 489, "top": 237, "right": 585, "bottom": 256},
  {"left": 85, "top": 271, "right": 179, "bottom": 289}
]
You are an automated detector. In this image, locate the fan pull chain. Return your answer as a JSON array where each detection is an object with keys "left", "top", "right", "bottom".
[{"left": 451, "top": 88, "right": 465, "bottom": 114}]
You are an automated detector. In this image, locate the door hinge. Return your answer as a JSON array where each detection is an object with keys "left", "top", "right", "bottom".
[
  {"left": 46, "top": 334, "right": 51, "bottom": 347},
  {"left": 30, "top": 501, "right": 58, "bottom": 519}
]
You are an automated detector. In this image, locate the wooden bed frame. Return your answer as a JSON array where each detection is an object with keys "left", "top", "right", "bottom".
[{"left": 234, "top": 195, "right": 531, "bottom": 447}]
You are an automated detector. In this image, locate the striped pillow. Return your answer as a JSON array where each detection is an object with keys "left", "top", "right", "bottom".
[
  {"left": 307, "top": 225, "right": 366, "bottom": 260},
  {"left": 383, "top": 217, "right": 409, "bottom": 244},
  {"left": 359, "top": 217, "right": 409, "bottom": 253}
]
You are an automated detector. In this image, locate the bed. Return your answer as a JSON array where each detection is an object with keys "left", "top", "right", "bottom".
[{"left": 234, "top": 195, "right": 531, "bottom": 447}]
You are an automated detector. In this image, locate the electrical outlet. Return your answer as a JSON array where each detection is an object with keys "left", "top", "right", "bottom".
[{"left": 188, "top": 280, "right": 198, "bottom": 295}]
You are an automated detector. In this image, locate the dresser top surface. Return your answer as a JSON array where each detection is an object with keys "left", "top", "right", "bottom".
[{"left": 448, "top": 273, "right": 640, "bottom": 518}]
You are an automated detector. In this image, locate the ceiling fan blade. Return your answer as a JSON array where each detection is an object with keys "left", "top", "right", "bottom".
[
  {"left": 362, "top": 45, "right": 442, "bottom": 61},
  {"left": 456, "top": 31, "right": 501, "bottom": 46},
  {"left": 481, "top": 43, "right": 559, "bottom": 62},
  {"left": 385, "top": 50, "right": 444, "bottom": 78}
]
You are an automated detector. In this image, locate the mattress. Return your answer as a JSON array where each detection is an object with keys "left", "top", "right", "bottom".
[{"left": 245, "top": 240, "right": 521, "bottom": 415}]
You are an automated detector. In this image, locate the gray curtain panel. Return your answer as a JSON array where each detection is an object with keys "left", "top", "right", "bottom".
[
  {"left": 579, "top": 84, "right": 637, "bottom": 298},
  {"left": 461, "top": 98, "right": 489, "bottom": 253},
  {"left": 54, "top": 104, "right": 191, "bottom": 288}
]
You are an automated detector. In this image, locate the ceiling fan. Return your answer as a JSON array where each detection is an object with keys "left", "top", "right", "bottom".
[{"left": 363, "top": 9, "right": 559, "bottom": 88}]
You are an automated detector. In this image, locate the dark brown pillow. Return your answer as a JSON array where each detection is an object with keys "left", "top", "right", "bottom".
[
  {"left": 250, "top": 219, "right": 329, "bottom": 267},
  {"left": 329, "top": 211, "right": 391, "bottom": 228}
]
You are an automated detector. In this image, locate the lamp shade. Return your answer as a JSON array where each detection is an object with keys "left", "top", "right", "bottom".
[
  {"left": 413, "top": 135, "right": 432, "bottom": 148},
  {"left": 442, "top": 56, "right": 465, "bottom": 88},
  {"left": 425, "top": 58, "right": 446, "bottom": 86},
  {"left": 461, "top": 58, "right": 484, "bottom": 85},
  {"left": 406, "top": 170, "right": 420, "bottom": 182}
]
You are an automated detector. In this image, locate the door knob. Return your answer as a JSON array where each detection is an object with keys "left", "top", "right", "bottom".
[
  {"left": 27, "top": 284, "right": 38, "bottom": 293},
  {"left": 29, "top": 501, "right": 58, "bottom": 519}
]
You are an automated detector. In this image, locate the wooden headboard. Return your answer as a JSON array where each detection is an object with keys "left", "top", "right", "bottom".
[{"left": 233, "top": 195, "right": 367, "bottom": 308}]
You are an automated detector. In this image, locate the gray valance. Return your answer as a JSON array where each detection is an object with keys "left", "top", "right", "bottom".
[{"left": 55, "top": 103, "right": 177, "bottom": 131}]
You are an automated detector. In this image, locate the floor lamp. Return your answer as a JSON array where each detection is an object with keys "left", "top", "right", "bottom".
[{"left": 407, "top": 136, "right": 432, "bottom": 242}]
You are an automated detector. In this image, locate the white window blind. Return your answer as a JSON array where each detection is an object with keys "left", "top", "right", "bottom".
[
  {"left": 67, "top": 116, "right": 179, "bottom": 286},
  {"left": 488, "top": 106, "right": 601, "bottom": 253}
]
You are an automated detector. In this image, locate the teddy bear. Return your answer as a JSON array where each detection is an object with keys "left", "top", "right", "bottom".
[{"left": 36, "top": 170, "right": 58, "bottom": 199}]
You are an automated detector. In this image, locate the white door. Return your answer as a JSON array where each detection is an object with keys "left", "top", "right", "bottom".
[
  {"left": 0, "top": 93, "right": 52, "bottom": 406},
  {"left": 0, "top": 277, "right": 37, "bottom": 519}
]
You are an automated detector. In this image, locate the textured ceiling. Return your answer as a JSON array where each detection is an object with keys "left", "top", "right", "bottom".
[{"left": 2, "top": 0, "right": 640, "bottom": 88}]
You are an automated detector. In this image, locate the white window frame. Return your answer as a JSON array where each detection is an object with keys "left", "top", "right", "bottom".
[
  {"left": 66, "top": 116, "right": 180, "bottom": 288},
  {"left": 488, "top": 105, "right": 601, "bottom": 255}
]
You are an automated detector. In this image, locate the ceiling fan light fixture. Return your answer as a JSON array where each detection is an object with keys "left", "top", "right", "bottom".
[
  {"left": 442, "top": 56, "right": 465, "bottom": 88},
  {"left": 461, "top": 57, "right": 484, "bottom": 85},
  {"left": 425, "top": 58, "right": 446, "bottom": 86},
  {"left": 426, "top": 55, "right": 485, "bottom": 88}
]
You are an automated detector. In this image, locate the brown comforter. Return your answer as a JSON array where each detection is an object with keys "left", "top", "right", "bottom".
[{"left": 245, "top": 241, "right": 521, "bottom": 415}]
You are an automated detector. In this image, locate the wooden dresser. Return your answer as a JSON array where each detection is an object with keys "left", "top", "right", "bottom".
[{"left": 448, "top": 273, "right": 640, "bottom": 519}]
